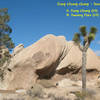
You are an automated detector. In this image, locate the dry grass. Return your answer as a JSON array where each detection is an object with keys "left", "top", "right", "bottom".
[
  {"left": 72, "top": 89, "right": 96, "bottom": 100},
  {"left": 38, "top": 79, "right": 56, "bottom": 88},
  {"left": 48, "top": 93, "right": 68, "bottom": 100},
  {"left": 26, "top": 84, "right": 44, "bottom": 98}
]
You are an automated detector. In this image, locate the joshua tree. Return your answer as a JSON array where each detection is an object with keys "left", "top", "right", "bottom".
[{"left": 73, "top": 26, "right": 97, "bottom": 94}]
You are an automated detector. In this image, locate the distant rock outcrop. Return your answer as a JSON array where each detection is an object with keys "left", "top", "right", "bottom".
[
  {"left": 57, "top": 41, "right": 100, "bottom": 74},
  {"left": 12, "top": 44, "right": 24, "bottom": 56},
  {"left": 1, "top": 34, "right": 100, "bottom": 90}
]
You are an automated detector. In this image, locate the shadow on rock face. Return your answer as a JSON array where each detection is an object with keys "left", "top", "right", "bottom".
[{"left": 36, "top": 59, "right": 60, "bottom": 79}]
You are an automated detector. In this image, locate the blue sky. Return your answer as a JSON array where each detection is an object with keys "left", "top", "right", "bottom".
[{"left": 0, "top": 0, "right": 100, "bottom": 55}]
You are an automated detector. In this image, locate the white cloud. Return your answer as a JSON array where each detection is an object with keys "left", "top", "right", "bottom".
[
  {"left": 97, "top": 41, "right": 100, "bottom": 45},
  {"left": 95, "top": 50, "right": 100, "bottom": 56}
]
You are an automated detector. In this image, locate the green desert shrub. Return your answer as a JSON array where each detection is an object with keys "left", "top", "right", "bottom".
[
  {"left": 0, "top": 69, "right": 4, "bottom": 80},
  {"left": 27, "top": 84, "right": 44, "bottom": 98},
  {"left": 0, "top": 51, "right": 11, "bottom": 67},
  {"left": 73, "top": 89, "right": 96, "bottom": 100}
]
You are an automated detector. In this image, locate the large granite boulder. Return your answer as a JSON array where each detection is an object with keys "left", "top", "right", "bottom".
[
  {"left": 3, "top": 34, "right": 67, "bottom": 89},
  {"left": 57, "top": 41, "right": 100, "bottom": 74},
  {"left": 1, "top": 34, "right": 100, "bottom": 90}
]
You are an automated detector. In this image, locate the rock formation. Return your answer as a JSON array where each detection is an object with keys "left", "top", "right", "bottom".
[
  {"left": 12, "top": 44, "right": 24, "bottom": 56},
  {"left": 1, "top": 34, "right": 100, "bottom": 90}
]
